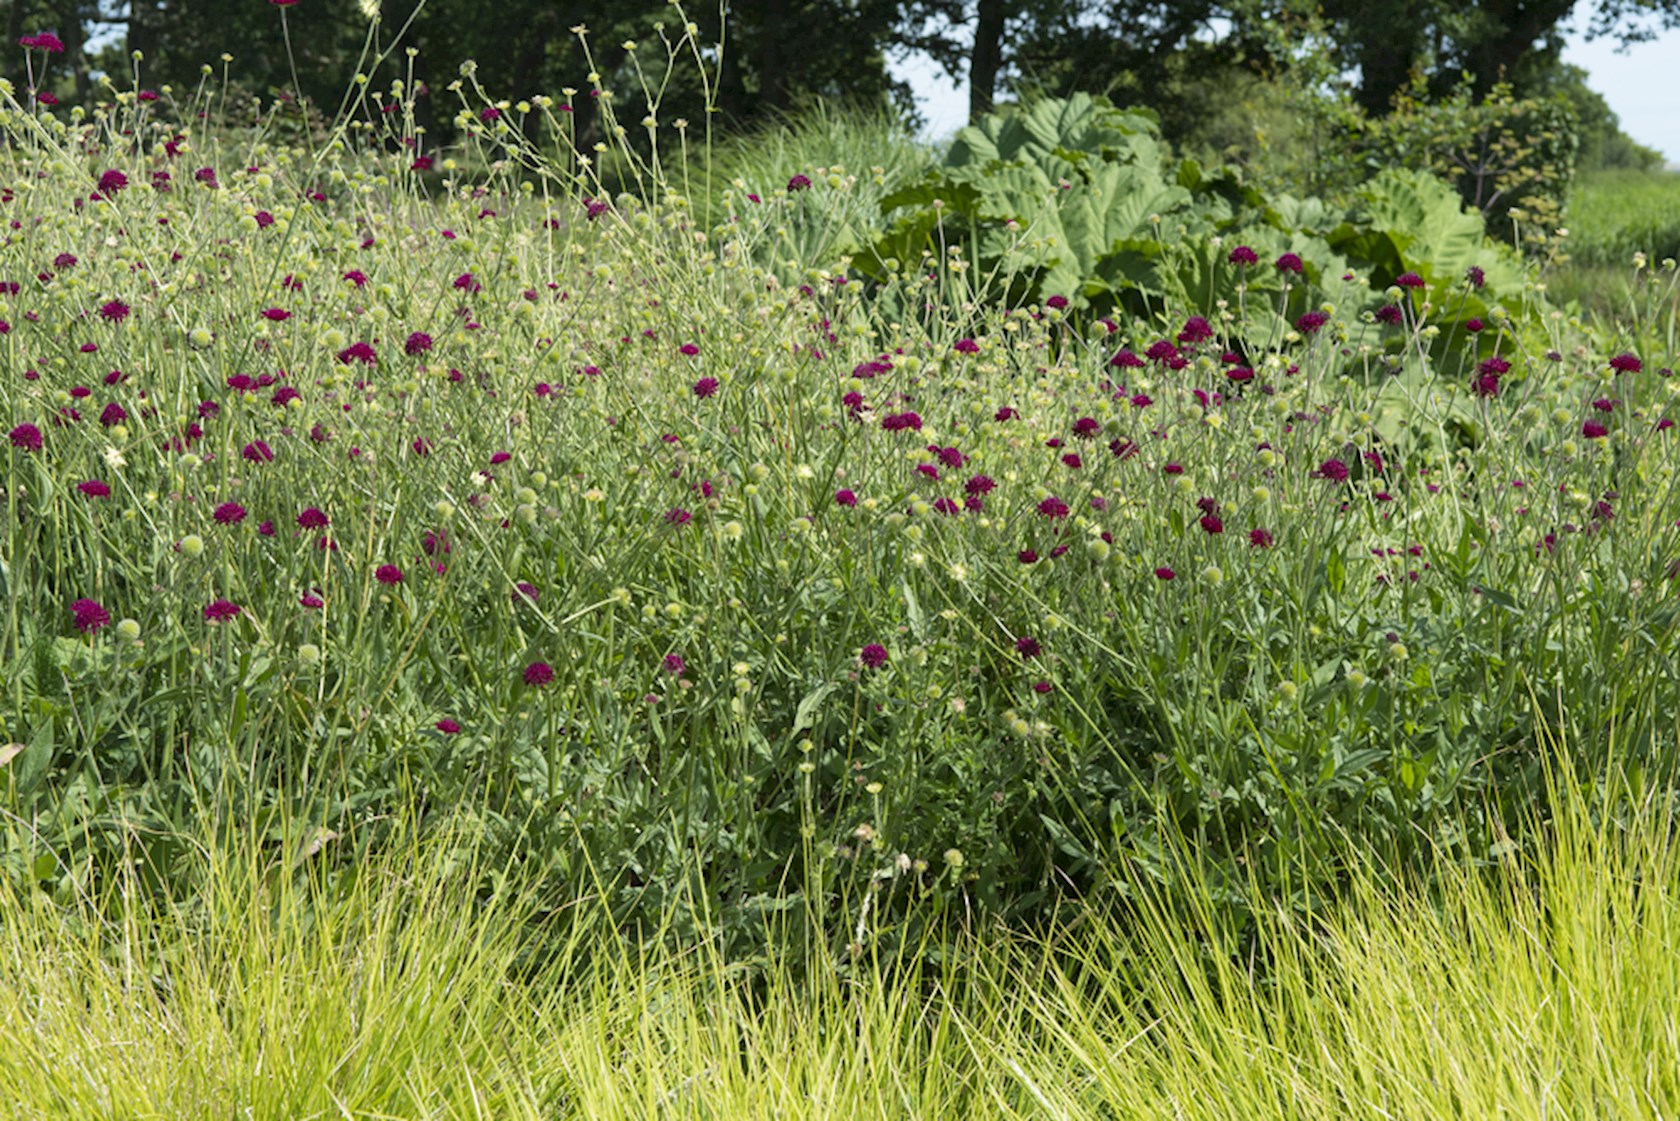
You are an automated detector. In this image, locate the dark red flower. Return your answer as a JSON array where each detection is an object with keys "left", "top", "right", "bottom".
[
  {"left": 1395, "top": 272, "right": 1426, "bottom": 289},
  {"left": 859, "top": 643, "right": 888, "bottom": 669},
  {"left": 1275, "top": 253, "right": 1304, "bottom": 275},
  {"left": 835, "top": 488, "right": 858, "bottom": 507},
  {"left": 1015, "top": 636, "right": 1041, "bottom": 658},
  {"left": 524, "top": 661, "right": 555, "bottom": 686},
  {"left": 213, "top": 502, "right": 248, "bottom": 525},
  {"left": 203, "top": 599, "right": 242, "bottom": 622},
  {"left": 435, "top": 718, "right": 461, "bottom": 734},
  {"left": 1228, "top": 245, "right": 1258, "bottom": 266},
  {"left": 1154, "top": 566, "right": 1176, "bottom": 581},
  {"left": 1249, "top": 528, "right": 1274, "bottom": 548},
  {"left": 404, "top": 331, "right": 433, "bottom": 356},
  {"left": 693, "top": 377, "right": 719, "bottom": 398},
  {"left": 297, "top": 506, "right": 329, "bottom": 529},
  {"left": 70, "top": 598, "right": 110, "bottom": 634},
  {"left": 7, "top": 422, "right": 42, "bottom": 451},
  {"left": 1317, "top": 458, "right": 1350, "bottom": 482},
  {"left": 375, "top": 564, "right": 404, "bottom": 585},
  {"left": 77, "top": 480, "right": 111, "bottom": 498},
  {"left": 1582, "top": 420, "right": 1609, "bottom": 439},
  {"left": 1037, "top": 496, "right": 1070, "bottom": 519},
  {"left": 1609, "top": 353, "right": 1643, "bottom": 374},
  {"left": 787, "top": 174, "right": 812, "bottom": 192}
]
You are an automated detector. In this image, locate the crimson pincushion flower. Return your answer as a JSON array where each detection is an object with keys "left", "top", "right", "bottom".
[
  {"left": 1295, "top": 310, "right": 1329, "bottom": 334},
  {"left": 834, "top": 488, "right": 858, "bottom": 507},
  {"left": 213, "top": 502, "right": 248, "bottom": 525},
  {"left": 881, "top": 411, "right": 922, "bottom": 432},
  {"left": 1583, "top": 420, "right": 1609, "bottom": 439},
  {"left": 1032, "top": 495, "right": 1069, "bottom": 519},
  {"left": 664, "top": 508, "right": 692, "bottom": 526},
  {"left": 242, "top": 440, "right": 274, "bottom": 463},
  {"left": 8, "top": 422, "right": 43, "bottom": 451},
  {"left": 96, "top": 169, "right": 128, "bottom": 195},
  {"left": 1316, "top": 458, "right": 1350, "bottom": 483},
  {"left": 524, "top": 661, "right": 555, "bottom": 686},
  {"left": 1249, "top": 528, "right": 1274, "bottom": 548},
  {"left": 375, "top": 564, "right": 404, "bottom": 585},
  {"left": 859, "top": 644, "right": 889, "bottom": 669},
  {"left": 98, "top": 401, "right": 128, "bottom": 426},
  {"left": 70, "top": 598, "right": 110, "bottom": 634},
  {"left": 1275, "top": 252, "right": 1304, "bottom": 275},
  {"left": 435, "top": 719, "right": 461, "bottom": 734},
  {"left": 1609, "top": 353, "right": 1643, "bottom": 374},
  {"left": 512, "top": 582, "right": 540, "bottom": 605},
  {"left": 336, "top": 341, "right": 377, "bottom": 366},
  {"left": 297, "top": 506, "right": 329, "bottom": 529},
  {"left": 77, "top": 480, "right": 111, "bottom": 498},
  {"left": 662, "top": 654, "right": 686, "bottom": 676},
  {"left": 1228, "top": 245, "right": 1258, "bottom": 266},
  {"left": 1015, "top": 636, "right": 1041, "bottom": 658},
  {"left": 1071, "top": 417, "right": 1100, "bottom": 439},
  {"left": 693, "top": 377, "right": 719, "bottom": 398},
  {"left": 954, "top": 338, "right": 979, "bottom": 354},
  {"left": 787, "top": 174, "right": 812, "bottom": 192},
  {"left": 1395, "top": 271, "right": 1426, "bottom": 290},
  {"left": 99, "top": 300, "right": 131, "bottom": 323},
  {"left": 1374, "top": 304, "right": 1403, "bottom": 325},
  {"left": 404, "top": 331, "right": 433, "bottom": 356},
  {"left": 203, "top": 598, "right": 242, "bottom": 622},
  {"left": 1155, "top": 566, "right": 1176, "bottom": 581}
]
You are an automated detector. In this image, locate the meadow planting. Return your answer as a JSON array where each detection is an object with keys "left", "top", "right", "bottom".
[{"left": 2, "top": 26, "right": 1680, "bottom": 1111}]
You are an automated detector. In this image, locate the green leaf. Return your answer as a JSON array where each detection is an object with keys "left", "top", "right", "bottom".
[{"left": 792, "top": 683, "right": 836, "bottom": 735}]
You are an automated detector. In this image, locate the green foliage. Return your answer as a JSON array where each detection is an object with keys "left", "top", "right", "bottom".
[{"left": 1331, "top": 80, "right": 1581, "bottom": 259}]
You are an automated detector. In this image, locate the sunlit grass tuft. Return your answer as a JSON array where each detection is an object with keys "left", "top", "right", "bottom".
[{"left": 5, "top": 724, "right": 1679, "bottom": 1118}]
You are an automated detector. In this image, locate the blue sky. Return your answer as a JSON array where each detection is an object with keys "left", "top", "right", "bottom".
[{"left": 891, "top": 19, "right": 1680, "bottom": 164}]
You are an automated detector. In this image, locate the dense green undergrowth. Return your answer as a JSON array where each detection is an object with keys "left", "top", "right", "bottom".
[{"left": 1, "top": 35, "right": 1678, "bottom": 965}]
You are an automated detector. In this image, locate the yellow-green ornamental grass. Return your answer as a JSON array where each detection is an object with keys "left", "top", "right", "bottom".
[{"left": 2, "top": 735, "right": 1677, "bottom": 1118}]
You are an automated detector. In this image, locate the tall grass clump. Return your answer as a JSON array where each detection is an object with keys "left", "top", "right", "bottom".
[
  {"left": 1, "top": 5, "right": 1678, "bottom": 962},
  {"left": 4, "top": 726, "right": 1679, "bottom": 1118}
]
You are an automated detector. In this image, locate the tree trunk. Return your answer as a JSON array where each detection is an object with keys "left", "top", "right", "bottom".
[
  {"left": 758, "top": 0, "right": 790, "bottom": 115},
  {"left": 969, "top": 0, "right": 1004, "bottom": 122}
]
